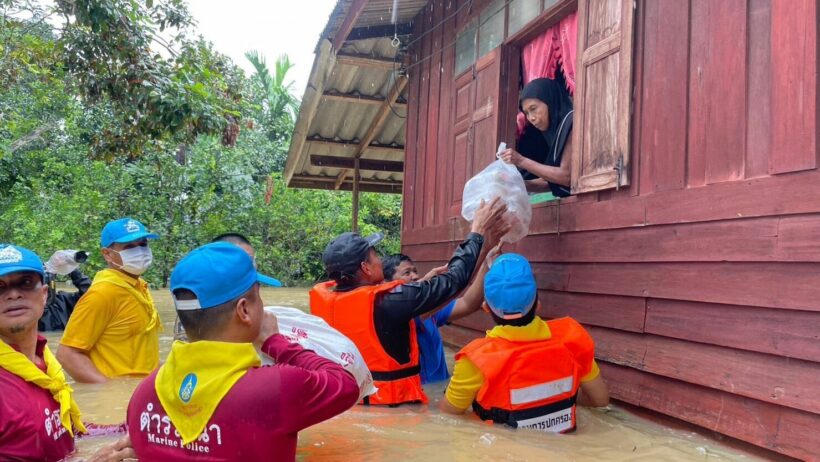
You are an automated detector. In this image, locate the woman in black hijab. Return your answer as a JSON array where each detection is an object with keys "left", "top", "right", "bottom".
[{"left": 500, "top": 76, "right": 574, "bottom": 197}]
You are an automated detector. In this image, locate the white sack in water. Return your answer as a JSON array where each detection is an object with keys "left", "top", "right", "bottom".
[{"left": 261, "top": 306, "right": 376, "bottom": 401}]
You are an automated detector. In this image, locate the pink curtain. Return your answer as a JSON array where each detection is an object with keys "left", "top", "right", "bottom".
[{"left": 517, "top": 12, "right": 578, "bottom": 138}]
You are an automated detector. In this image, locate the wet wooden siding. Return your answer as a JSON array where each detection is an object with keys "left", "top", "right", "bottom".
[{"left": 401, "top": 0, "right": 820, "bottom": 459}]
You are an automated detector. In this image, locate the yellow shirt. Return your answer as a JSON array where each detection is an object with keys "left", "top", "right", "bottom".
[
  {"left": 444, "top": 317, "right": 600, "bottom": 410},
  {"left": 60, "top": 269, "right": 161, "bottom": 377}
]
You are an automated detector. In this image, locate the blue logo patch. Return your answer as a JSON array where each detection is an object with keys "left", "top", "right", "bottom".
[{"left": 179, "top": 373, "right": 197, "bottom": 403}]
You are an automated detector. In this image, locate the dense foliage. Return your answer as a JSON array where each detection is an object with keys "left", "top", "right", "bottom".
[{"left": 0, "top": 0, "right": 402, "bottom": 286}]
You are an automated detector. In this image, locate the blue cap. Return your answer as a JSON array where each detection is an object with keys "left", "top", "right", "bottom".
[
  {"left": 257, "top": 274, "right": 283, "bottom": 287},
  {"left": 0, "top": 244, "right": 45, "bottom": 279},
  {"left": 100, "top": 218, "right": 159, "bottom": 247},
  {"left": 170, "top": 242, "right": 273, "bottom": 310},
  {"left": 484, "top": 253, "right": 537, "bottom": 319}
]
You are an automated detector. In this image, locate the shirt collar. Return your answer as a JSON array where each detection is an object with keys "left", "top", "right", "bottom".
[
  {"left": 107, "top": 268, "right": 143, "bottom": 287},
  {"left": 9, "top": 335, "right": 48, "bottom": 359},
  {"left": 486, "top": 317, "right": 552, "bottom": 342}
]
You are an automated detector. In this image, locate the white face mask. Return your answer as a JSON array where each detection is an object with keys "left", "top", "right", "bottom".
[{"left": 111, "top": 246, "right": 153, "bottom": 275}]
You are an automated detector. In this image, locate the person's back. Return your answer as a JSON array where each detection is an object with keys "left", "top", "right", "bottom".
[
  {"left": 441, "top": 253, "right": 609, "bottom": 431},
  {"left": 128, "top": 243, "right": 358, "bottom": 461}
]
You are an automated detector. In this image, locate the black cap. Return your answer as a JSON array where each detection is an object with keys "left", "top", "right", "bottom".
[{"left": 322, "top": 232, "right": 384, "bottom": 277}]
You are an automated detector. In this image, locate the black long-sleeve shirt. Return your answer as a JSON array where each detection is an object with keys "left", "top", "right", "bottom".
[
  {"left": 39, "top": 269, "right": 92, "bottom": 331},
  {"left": 364, "top": 233, "right": 484, "bottom": 364}
]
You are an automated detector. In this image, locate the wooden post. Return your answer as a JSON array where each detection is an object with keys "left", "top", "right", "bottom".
[{"left": 352, "top": 158, "right": 360, "bottom": 232}]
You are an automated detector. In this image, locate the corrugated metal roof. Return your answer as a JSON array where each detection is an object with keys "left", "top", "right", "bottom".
[{"left": 285, "top": 0, "right": 428, "bottom": 193}]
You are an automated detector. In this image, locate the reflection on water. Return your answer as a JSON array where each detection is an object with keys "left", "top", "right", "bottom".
[{"left": 43, "top": 288, "right": 765, "bottom": 461}]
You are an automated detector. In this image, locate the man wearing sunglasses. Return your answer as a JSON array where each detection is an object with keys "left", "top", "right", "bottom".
[
  {"left": 0, "top": 244, "right": 135, "bottom": 461},
  {"left": 57, "top": 218, "right": 162, "bottom": 383}
]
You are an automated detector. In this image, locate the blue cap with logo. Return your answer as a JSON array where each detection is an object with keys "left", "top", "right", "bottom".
[
  {"left": 484, "top": 253, "right": 537, "bottom": 319},
  {"left": 100, "top": 217, "right": 159, "bottom": 248},
  {"left": 170, "top": 242, "right": 274, "bottom": 310},
  {"left": 0, "top": 244, "right": 45, "bottom": 279}
]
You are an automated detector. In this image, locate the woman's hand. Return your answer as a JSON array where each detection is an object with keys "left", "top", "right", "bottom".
[{"left": 499, "top": 148, "right": 526, "bottom": 167}]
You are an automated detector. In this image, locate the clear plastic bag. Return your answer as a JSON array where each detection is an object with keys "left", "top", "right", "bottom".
[
  {"left": 44, "top": 250, "right": 86, "bottom": 275},
  {"left": 461, "top": 143, "right": 532, "bottom": 243},
  {"left": 261, "top": 306, "right": 376, "bottom": 401}
]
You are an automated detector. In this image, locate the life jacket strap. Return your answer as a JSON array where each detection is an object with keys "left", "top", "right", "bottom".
[
  {"left": 472, "top": 393, "right": 578, "bottom": 429},
  {"left": 370, "top": 364, "right": 421, "bottom": 382}
]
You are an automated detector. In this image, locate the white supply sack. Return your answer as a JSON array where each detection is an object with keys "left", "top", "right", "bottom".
[
  {"left": 261, "top": 306, "right": 376, "bottom": 401},
  {"left": 461, "top": 143, "right": 532, "bottom": 243}
]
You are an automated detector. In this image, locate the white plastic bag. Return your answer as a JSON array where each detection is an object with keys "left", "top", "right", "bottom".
[
  {"left": 44, "top": 250, "right": 81, "bottom": 275},
  {"left": 261, "top": 306, "right": 376, "bottom": 401},
  {"left": 461, "top": 143, "right": 532, "bottom": 243}
]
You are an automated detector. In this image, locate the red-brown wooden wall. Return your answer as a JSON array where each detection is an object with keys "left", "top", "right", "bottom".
[{"left": 401, "top": 0, "right": 820, "bottom": 459}]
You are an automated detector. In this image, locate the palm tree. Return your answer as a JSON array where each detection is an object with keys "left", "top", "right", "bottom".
[{"left": 245, "top": 50, "right": 300, "bottom": 142}]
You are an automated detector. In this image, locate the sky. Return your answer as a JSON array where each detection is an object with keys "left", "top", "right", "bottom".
[{"left": 185, "top": 0, "right": 338, "bottom": 94}]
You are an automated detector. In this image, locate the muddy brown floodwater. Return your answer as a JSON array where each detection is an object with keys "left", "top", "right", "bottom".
[{"left": 43, "top": 287, "right": 767, "bottom": 461}]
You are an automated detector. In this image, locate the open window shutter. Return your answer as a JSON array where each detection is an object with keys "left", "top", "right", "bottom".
[
  {"left": 450, "top": 48, "right": 503, "bottom": 216},
  {"left": 450, "top": 71, "right": 475, "bottom": 212},
  {"left": 470, "top": 49, "right": 503, "bottom": 177},
  {"left": 571, "top": 0, "right": 636, "bottom": 194}
]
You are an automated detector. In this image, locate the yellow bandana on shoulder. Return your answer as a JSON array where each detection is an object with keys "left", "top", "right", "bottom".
[
  {"left": 94, "top": 269, "right": 162, "bottom": 332},
  {"left": 0, "top": 340, "right": 87, "bottom": 437},
  {"left": 155, "top": 340, "right": 261, "bottom": 444}
]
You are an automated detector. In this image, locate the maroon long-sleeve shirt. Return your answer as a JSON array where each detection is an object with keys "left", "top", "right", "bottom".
[{"left": 127, "top": 334, "right": 359, "bottom": 461}]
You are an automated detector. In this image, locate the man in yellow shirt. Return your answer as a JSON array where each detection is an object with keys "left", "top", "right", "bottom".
[
  {"left": 57, "top": 218, "right": 161, "bottom": 383},
  {"left": 441, "top": 253, "right": 609, "bottom": 433}
]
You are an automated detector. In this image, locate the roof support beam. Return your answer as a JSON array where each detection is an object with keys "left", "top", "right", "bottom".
[
  {"left": 334, "top": 75, "right": 409, "bottom": 190},
  {"left": 322, "top": 91, "right": 406, "bottom": 107},
  {"left": 310, "top": 155, "right": 403, "bottom": 172},
  {"left": 307, "top": 136, "right": 404, "bottom": 152},
  {"left": 336, "top": 53, "right": 397, "bottom": 70},
  {"left": 332, "top": 0, "right": 369, "bottom": 50},
  {"left": 347, "top": 22, "right": 413, "bottom": 41},
  {"left": 290, "top": 175, "right": 403, "bottom": 194}
]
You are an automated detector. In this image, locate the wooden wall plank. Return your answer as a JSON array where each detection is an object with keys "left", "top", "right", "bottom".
[
  {"left": 645, "top": 299, "right": 820, "bottom": 363},
  {"left": 637, "top": 0, "right": 688, "bottom": 194},
  {"left": 590, "top": 327, "right": 820, "bottom": 414},
  {"left": 412, "top": 4, "right": 432, "bottom": 230},
  {"left": 519, "top": 217, "right": 779, "bottom": 262},
  {"left": 539, "top": 290, "right": 646, "bottom": 333},
  {"left": 401, "top": 9, "right": 425, "bottom": 235},
  {"left": 534, "top": 262, "right": 820, "bottom": 311},
  {"left": 599, "top": 363, "right": 820, "bottom": 460},
  {"left": 401, "top": 241, "right": 454, "bottom": 262},
  {"left": 770, "top": 0, "right": 817, "bottom": 174},
  {"left": 687, "top": 0, "right": 747, "bottom": 186},
  {"left": 402, "top": 220, "right": 451, "bottom": 245},
  {"left": 745, "top": 0, "right": 773, "bottom": 179},
  {"left": 644, "top": 168, "right": 820, "bottom": 226}
]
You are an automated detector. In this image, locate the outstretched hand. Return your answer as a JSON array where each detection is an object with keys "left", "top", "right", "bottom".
[
  {"left": 470, "top": 197, "right": 511, "bottom": 247},
  {"left": 420, "top": 264, "right": 448, "bottom": 282},
  {"left": 84, "top": 435, "right": 135, "bottom": 462}
]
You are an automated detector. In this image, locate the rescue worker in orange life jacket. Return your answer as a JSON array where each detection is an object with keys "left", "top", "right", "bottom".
[
  {"left": 310, "top": 198, "right": 511, "bottom": 406},
  {"left": 440, "top": 253, "right": 610, "bottom": 432}
]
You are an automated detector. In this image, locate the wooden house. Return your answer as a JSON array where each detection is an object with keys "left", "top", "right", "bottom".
[{"left": 285, "top": 1, "right": 819, "bottom": 459}]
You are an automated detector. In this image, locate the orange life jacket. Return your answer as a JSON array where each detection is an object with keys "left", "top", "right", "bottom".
[
  {"left": 310, "top": 280, "right": 428, "bottom": 406},
  {"left": 456, "top": 317, "right": 594, "bottom": 433}
]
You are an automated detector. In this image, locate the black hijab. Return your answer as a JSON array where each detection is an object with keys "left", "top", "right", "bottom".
[
  {"left": 519, "top": 76, "right": 574, "bottom": 154},
  {"left": 517, "top": 75, "right": 574, "bottom": 196}
]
